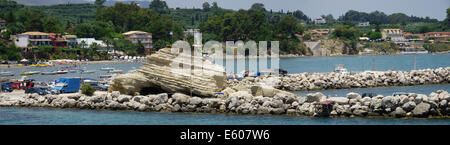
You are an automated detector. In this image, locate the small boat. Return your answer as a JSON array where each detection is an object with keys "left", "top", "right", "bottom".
[
  {"left": 29, "top": 64, "right": 38, "bottom": 67},
  {"left": 41, "top": 71, "right": 57, "bottom": 75},
  {"left": 392, "top": 92, "right": 410, "bottom": 97},
  {"left": 99, "top": 75, "right": 112, "bottom": 78},
  {"left": 68, "top": 70, "right": 77, "bottom": 73},
  {"left": 37, "top": 64, "right": 50, "bottom": 67},
  {"left": 56, "top": 70, "right": 68, "bottom": 74},
  {"left": 100, "top": 67, "right": 115, "bottom": 71},
  {"left": 30, "top": 71, "right": 41, "bottom": 74},
  {"left": 333, "top": 64, "right": 348, "bottom": 74},
  {"left": 80, "top": 70, "right": 96, "bottom": 74},
  {"left": 20, "top": 72, "right": 35, "bottom": 75},
  {"left": 0, "top": 72, "right": 14, "bottom": 76},
  {"left": 108, "top": 69, "right": 123, "bottom": 73}
]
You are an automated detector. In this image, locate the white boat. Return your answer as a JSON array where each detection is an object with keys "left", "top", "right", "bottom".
[
  {"left": 0, "top": 72, "right": 14, "bottom": 76},
  {"left": 80, "top": 70, "right": 96, "bottom": 74},
  {"left": 100, "top": 67, "right": 115, "bottom": 71},
  {"left": 99, "top": 75, "right": 112, "bottom": 78},
  {"left": 68, "top": 70, "right": 77, "bottom": 73},
  {"left": 56, "top": 70, "right": 68, "bottom": 74},
  {"left": 333, "top": 64, "right": 348, "bottom": 74},
  {"left": 41, "top": 71, "right": 57, "bottom": 75},
  {"left": 108, "top": 69, "right": 123, "bottom": 73}
]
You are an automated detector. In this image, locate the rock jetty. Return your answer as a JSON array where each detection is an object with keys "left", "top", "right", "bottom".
[
  {"left": 1, "top": 90, "right": 449, "bottom": 118},
  {"left": 229, "top": 67, "right": 450, "bottom": 91}
]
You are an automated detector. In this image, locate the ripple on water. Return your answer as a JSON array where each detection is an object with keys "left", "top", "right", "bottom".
[{"left": 0, "top": 107, "right": 449, "bottom": 125}]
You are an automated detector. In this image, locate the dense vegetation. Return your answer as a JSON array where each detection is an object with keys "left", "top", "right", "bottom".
[{"left": 0, "top": 0, "right": 449, "bottom": 61}]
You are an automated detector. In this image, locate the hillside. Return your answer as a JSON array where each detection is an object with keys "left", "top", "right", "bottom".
[{"left": 12, "top": 0, "right": 89, "bottom": 5}]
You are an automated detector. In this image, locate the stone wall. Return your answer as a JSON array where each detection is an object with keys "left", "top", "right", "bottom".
[
  {"left": 1, "top": 90, "right": 448, "bottom": 118},
  {"left": 229, "top": 67, "right": 450, "bottom": 91}
]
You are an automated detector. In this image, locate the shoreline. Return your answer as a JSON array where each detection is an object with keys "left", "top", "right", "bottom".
[
  {"left": 0, "top": 60, "right": 141, "bottom": 70},
  {"left": 0, "top": 90, "right": 448, "bottom": 118},
  {"left": 1, "top": 52, "right": 448, "bottom": 69}
]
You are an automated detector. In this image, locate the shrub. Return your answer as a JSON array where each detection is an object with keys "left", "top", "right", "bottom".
[{"left": 81, "top": 84, "right": 95, "bottom": 96}]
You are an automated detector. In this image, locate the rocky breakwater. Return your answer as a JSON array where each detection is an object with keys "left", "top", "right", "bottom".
[
  {"left": 1, "top": 89, "right": 449, "bottom": 118},
  {"left": 108, "top": 48, "right": 227, "bottom": 97},
  {"left": 230, "top": 67, "right": 450, "bottom": 91}
]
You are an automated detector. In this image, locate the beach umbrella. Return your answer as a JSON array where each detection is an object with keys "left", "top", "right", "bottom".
[{"left": 20, "top": 59, "right": 29, "bottom": 62}]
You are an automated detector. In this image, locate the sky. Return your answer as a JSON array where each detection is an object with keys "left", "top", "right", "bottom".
[{"left": 146, "top": 0, "right": 449, "bottom": 21}]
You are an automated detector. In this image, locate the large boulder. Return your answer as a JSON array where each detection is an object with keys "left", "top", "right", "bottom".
[
  {"left": 346, "top": 92, "right": 362, "bottom": 100},
  {"left": 109, "top": 48, "right": 227, "bottom": 97},
  {"left": 327, "top": 97, "right": 349, "bottom": 105},
  {"left": 393, "top": 107, "right": 406, "bottom": 117},
  {"left": 412, "top": 102, "right": 431, "bottom": 117},
  {"left": 172, "top": 93, "right": 190, "bottom": 104},
  {"left": 306, "top": 92, "right": 326, "bottom": 103},
  {"left": 401, "top": 101, "right": 416, "bottom": 112}
]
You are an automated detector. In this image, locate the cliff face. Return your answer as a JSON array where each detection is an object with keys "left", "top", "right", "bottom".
[
  {"left": 306, "top": 39, "right": 358, "bottom": 56},
  {"left": 109, "top": 48, "right": 228, "bottom": 97}
]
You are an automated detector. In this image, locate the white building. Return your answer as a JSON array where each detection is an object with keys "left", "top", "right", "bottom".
[
  {"left": 313, "top": 18, "right": 327, "bottom": 24},
  {"left": 12, "top": 32, "right": 51, "bottom": 48},
  {"left": 76, "top": 38, "right": 108, "bottom": 49},
  {"left": 358, "top": 22, "right": 370, "bottom": 27},
  {"left": 381, "top": 29, "right": 405, "bottom": 41}
]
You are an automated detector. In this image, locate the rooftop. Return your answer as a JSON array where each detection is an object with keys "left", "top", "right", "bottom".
[
  {"left": 64, "top": 35, "right": 77, "bottom": 39},
  {"left": 123, "top": 31, "right": 151, "bottom": 35},
  {"left": 19, "top": 32, "right": 49, "bottom": 36}
]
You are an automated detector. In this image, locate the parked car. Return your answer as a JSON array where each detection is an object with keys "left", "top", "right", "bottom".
[
  {"left": 362, "top": 93, "right": 377, "bottom": 98},
  {"left": 85, "top": 81, "right": 108, "bottom": 91},
  {"left": 1, "top": 82, "right": 13, "bottom": 92},
  {"left": 38, "top": 86, "right": 58, "bottom": 95},
  {"left": 25, "top": 87, "right": 49, "bottom": 95}
]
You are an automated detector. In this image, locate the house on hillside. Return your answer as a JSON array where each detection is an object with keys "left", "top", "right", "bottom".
[
  {"left": 313, "top": 18, "right": 326, "bottom": 24},
  {"left": 357, "top": 22, "right": 370, "bottom": 27},
  {"left": 0, "top": 18, "right": 6, "bottom": 27},
  {"left": 295, "top": 34, "right": 303, "bottom": 41},
  {"left": 76, "top": 38, "right": 108, "bottom": 50},
  {"left": 49, "top": 33, "right": 68, "bottom": 49},
  {"left": 424, "top": 32, "right": 450, "bottom": 43},
  {"left": 123, "top": 31, "right": 152, "bottom": 55},
  {"left": 65, "top": 35, "right": 78, "bottom": 48},
  {"left": 304, "top": 29, "right": 330, "bottom": 40},
  {"left": 381, "top": 29, "right": 404, "bottom": 41},
  {"left": 12, "top": 32, "right": 52, "bottom": 48}
]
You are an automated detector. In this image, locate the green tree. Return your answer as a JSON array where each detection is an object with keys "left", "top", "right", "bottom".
[
  {"left": 276, "top": 15, "right": 303, "bottom": 39},
  {"left": 368, "top": 32, "right": 382, "bottom": 40},
  {"left": 95, "top": 0, "right": 106, "bottom": 6},
  {"left": 149, "top": 0, "right": 168, "bottom": 14},
  {"left": 24, "top": 12, "right": 44, "bottom": 31},
  {"left": 202, "top": 2, "right": 210, "bottom": 11},
  {"left": 250, "top": 3, "right": 266, "bottom": 11},
  {"left": 445, "top": 7, "right": 450, "bottom": 29},
  {"left": 211, "top": 2, "right": 219, "bottom": 9},
  {"left": 136, "top": 40, "right": 146, "bottom": 55},
  {"left": 43, "top": 17, "right": 64, "bottom": 33},
  {"left": 332, "top": 25, "right": 361, "bottom": 40}
]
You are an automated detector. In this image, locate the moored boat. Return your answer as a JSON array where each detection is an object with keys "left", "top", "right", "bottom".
[
  {"left": 56, "top": 70, "right": 68, "bottom": 74},
  {"left": 333, "top": 64, "right": 348, "bottom": 74},
  {"left": 80, "top": 70, "right": 96, "bottom": 74},
  {"left": 99, "top": 75, "right": 112, "bottom": 78},
  {"left": 41, "top": 71, "right": 57, "bottom": 75},
  {"left": 108, "top": 69, "right": 123, "bottom": 73},
  {"left": 0, "top": 72, "right": 14, "bottom": 76},
  {"left": 100, "top": 67, "right": 115, "bottom": 71},
  {"left": 20, "top": 72, "right": 35, "bottom": 75}
]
